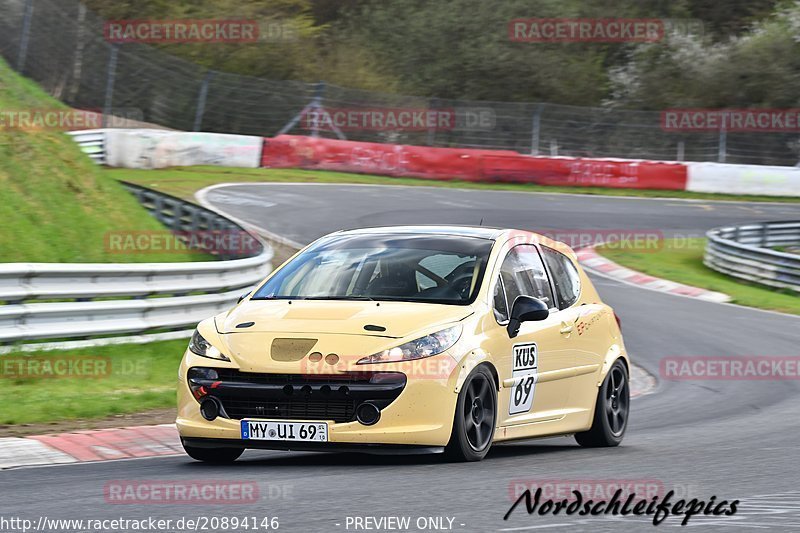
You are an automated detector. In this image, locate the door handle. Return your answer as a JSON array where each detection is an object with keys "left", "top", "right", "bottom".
[{"left": 560, "top": 323, "right": 574, "bottom": 335}]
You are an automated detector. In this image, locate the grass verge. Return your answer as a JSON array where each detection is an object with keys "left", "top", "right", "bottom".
[
  {"left": 0, "top": 57, "right": 207, "bottom": 263},
  {"left": 596, "top": 238, "right": 800, "bottom": 315},
  {"left": 108, "top": 166, "right": 800, "bottom": 203},
  {"left": 0, "top": 339, "right": 186, "bottom": 425}
]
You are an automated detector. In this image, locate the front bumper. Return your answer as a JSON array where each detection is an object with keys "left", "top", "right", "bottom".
[
  {"left": 181, "top": 437, "right": 445, "bottom": 455},
  {"left": 176, "top": 349, "right": 461, "bottom": 447}
]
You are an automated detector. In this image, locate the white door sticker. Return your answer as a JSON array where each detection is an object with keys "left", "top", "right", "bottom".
[{"left": 509, "top": 342, "right": 538, "bottom": 415}]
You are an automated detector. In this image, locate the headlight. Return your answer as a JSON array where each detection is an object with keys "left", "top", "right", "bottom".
[
  {"left": 188, "top": 329, "right": 230, "bottom": 361},
  {"left": 357, "top": 325, "right": 462, "bottom": 365}
]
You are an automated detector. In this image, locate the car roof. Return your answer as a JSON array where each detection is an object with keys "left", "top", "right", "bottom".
[
  {"left": 334, "top": 225, "right": 577, "bottom": 259},
  {"left": 337, "top": 225, "right": 507, "bottom": 240}
]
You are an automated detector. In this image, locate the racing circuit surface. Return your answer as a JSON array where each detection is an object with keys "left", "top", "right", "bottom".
[{"left": 3, "top": 184, "right": 800, "bottom": 532}]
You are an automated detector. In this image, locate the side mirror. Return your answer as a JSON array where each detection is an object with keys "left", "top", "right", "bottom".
[
  {"left": 238, "top": 292, "right": 251, "bottom": 304},
  {"left": 507, "top": 295, "right": 549, "bottom": 338}
]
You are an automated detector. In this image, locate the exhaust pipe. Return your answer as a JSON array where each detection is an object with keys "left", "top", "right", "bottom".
[
  {"left": 355, "top": 402, "right": 381, "bottom": 426},
  {"left": 200, "top": 397, "right": 221, "bottom": 421}
]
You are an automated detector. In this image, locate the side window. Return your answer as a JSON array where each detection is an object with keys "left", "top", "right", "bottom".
[
  {"left": 541, "top": 246, "right": 581, "bottom": 309},
  {"left": 498, "top": 245, "right": 555, "bottom": 309},
  {"left": 492, "top": 276, "right": 509, "bottom": 323}
]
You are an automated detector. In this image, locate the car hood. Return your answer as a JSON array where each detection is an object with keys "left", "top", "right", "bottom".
[{"left": 218, "top": 300, "right": 474, "bottom": 339}]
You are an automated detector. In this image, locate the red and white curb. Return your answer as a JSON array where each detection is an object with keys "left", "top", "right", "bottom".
[
  {"left": 0, "top": 424, "right": 182, "bottom": 470},
  {"left": 576, "top": 246, "right": 730, "bottom": 303},
  {"left": 0, "top": 437, "right": 77, "bottom": 469},
  {"left": 629, "top": 364, "right": 656, "bottom": 399}
]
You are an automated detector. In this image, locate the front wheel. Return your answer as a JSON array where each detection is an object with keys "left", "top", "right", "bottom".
[
  {"left": 182, "top": 444, "right": 244, "bottom": 463},
  {"left": 575, "top": 359, "right": 629, "bottom": 447},
  {"left": 445, "top": 366, "right": 497, "bottom": 462}
]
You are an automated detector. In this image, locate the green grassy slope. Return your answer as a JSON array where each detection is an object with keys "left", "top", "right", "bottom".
[{"left": 0, "top": 58, "right": 198, "bottom": 263}]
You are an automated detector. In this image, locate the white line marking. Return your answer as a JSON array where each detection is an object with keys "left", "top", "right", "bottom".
[
  {"left": 195, "top": 180, "right": 800, "bottom": 206},
  {"left": 195, "top": 183, "right": 304, "bottom": 249}
]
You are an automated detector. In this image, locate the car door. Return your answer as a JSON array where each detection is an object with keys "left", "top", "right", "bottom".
[
  {"left": 541, "top": 245, "right": 607, "bottom": 413},
  {"left": 487, "top": 244, "right": 576, "bottom": 427}
]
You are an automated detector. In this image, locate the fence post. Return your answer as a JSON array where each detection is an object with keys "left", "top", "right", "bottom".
[
  {"left": 17, "top": 0, "right": 35, "bottom": 72},
  {"left": 427, "top": 97, "right": 438, "bottom": 146},
  {"left": 717, "top": 127, "right": 727, "bottom": 163},
  {"left": 677, "top": 141, "right": 684, "bottom": 161},
  {"left": 311, "top": 82, "right": 326, "bottom": 138},
  {"left": 530, "top": 105, "right": 543, "bottom": 155},
  {"left": 102, "top": 44, "right": 119, "bottom": 128},
  {"left": 193, "top": 70, "right": 216, "bottom": 132}
]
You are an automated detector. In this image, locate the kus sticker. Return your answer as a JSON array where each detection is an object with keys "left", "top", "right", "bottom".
[{"left": 510, "top": 342, "right": 538, "bottom": 415}]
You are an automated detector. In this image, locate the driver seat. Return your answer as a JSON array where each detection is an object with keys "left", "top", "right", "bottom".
[{"left": 366, "top": 263, "right": 418, "bottom": 297}]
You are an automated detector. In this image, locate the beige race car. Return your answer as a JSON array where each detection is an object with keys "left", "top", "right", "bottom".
[{"left": 177, "top": 226, "right": 630, "bottom": 462}]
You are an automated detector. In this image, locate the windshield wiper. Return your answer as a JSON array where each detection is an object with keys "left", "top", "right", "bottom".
[{"left": 302, "top": 295, "right": 375, "bottom": 301}]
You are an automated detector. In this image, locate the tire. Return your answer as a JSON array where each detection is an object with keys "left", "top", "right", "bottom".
[
  {"left": 182, "top": 444, "right": 244, "bottom": 463},
  {"left": 575, "top": 359, "right": 629, "bottom": 447},
  {"left": 445, "top": 366, "right": 498, "bottom": 462}
]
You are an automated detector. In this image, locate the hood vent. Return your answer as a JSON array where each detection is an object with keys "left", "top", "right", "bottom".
[{"left": 270, "top": 338, "right": 318, "bottom": 362}]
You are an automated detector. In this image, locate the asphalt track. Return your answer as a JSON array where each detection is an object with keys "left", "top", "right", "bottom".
[{"left": 3, "top": 184, "right": 800, "bottom": 532}]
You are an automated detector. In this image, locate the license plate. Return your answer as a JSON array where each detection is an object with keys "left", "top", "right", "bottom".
[{"left": 241, "top": 420, "right": 328, "bottom": 442}]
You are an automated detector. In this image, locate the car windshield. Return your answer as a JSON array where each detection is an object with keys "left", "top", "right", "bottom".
[{"left": 252, "top": 233, "right": 494, "bottom": 305}]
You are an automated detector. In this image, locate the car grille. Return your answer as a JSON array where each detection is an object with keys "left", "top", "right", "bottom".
[
  {"left": 189, "top": 369, "right": 406, "bottom": 423},
  {"left": 220, "top": 397, "right": 358, "bottom": 422}
]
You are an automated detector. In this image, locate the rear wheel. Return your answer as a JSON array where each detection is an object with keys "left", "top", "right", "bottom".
[
  {"left": 575, "top": 360, "right": 629, "bottom": 447},
  {"left": 182, "top": 444, "right": 243, "bottom": 463},
  {"left": 445, "top": 366, "right": 497, "bottom": 461}
]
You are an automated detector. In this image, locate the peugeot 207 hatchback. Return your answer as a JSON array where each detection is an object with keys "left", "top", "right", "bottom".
[{"left": 177, "top": 226, "right": 630, "bottom": 462}]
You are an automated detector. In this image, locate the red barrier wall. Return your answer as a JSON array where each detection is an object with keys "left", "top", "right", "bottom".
[{"left": 262, "top": 135, "right": 688, "bottom": 190}]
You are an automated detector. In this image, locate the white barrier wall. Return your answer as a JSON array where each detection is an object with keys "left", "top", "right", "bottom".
[
  {"left": 687, "top": 162, "right": 800, "bottom": 197},
  {"left": 105, "top": 129, "right": 263, "bottom": 169},
  {"left": 70, "top": 129, "right": 800, "bottom": 196}
]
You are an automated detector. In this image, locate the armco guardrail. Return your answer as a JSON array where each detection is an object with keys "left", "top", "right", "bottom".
[
  {"left": 704, "top": 221, "right": 800, "bottom": 292},
  {"left": 121, "top": 181, "right": 262, "bottom": 260},
  {"left": 67, "top": 129, "right": 106, "bottom": 165},
  {"left": 0, "top": 185, "right": 273, "bottom": 344}
]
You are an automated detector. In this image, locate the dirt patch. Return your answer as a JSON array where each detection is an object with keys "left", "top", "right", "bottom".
[{"left": 0, "top": 408, "right": 177, "bottom": 437}]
